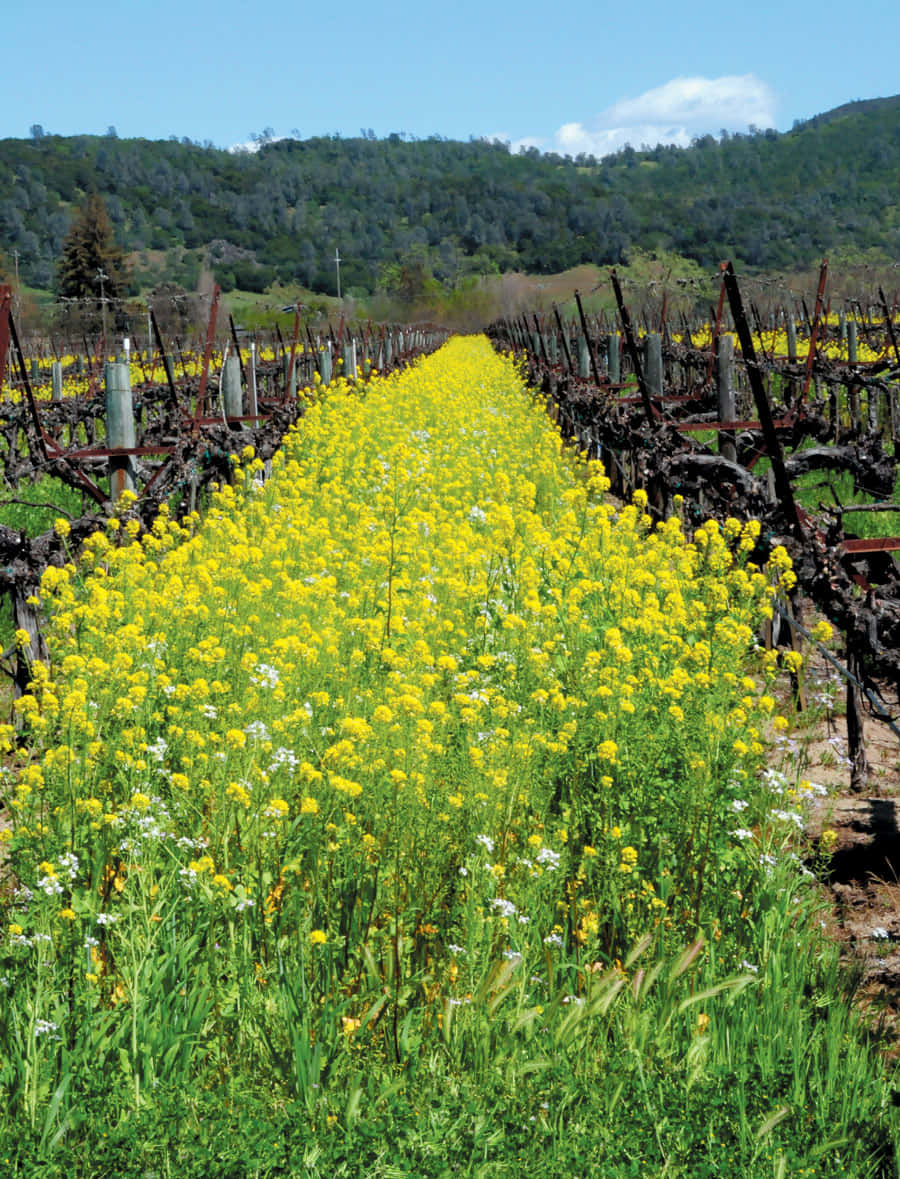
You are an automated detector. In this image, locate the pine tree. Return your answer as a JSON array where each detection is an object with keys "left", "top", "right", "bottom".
[{"left": 56, "top": 191, "right": 128, "bottom": 304}]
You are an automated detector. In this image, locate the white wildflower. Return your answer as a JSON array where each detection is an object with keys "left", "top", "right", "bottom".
[
  {"left": 244, "top": 720, "right": 270, "bottom": 741},
  {"left": 491, "top": 898, "right": 517, "bottom": 919}
]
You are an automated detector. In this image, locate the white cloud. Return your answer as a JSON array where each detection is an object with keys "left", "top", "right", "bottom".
[
  {"left": 228, "top": 133, "right": 289, "bottom": 155},
  {"left": 514, "top": 74, "right": 777, "bottom": 159}
]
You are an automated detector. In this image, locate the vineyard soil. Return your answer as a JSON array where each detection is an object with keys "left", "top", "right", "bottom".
[{"left": 780, "top": 619, "right": 900, "bottom": 1045}]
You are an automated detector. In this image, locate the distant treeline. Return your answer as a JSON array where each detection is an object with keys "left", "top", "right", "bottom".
[{"left": 2, "top": 94, "right": 900, "bottom": 297}]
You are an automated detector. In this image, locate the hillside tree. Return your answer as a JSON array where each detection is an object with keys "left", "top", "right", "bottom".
[{"left": 56, "top": 191, "right": 129, "bottom": 333}]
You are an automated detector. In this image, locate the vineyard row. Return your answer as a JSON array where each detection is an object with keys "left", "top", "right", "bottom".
[
  {"left": 0, "top": 283, "right": 448, "bottom": 701},
  {"left": 490, "top": 262, "right": 900, "bottom": 788}
]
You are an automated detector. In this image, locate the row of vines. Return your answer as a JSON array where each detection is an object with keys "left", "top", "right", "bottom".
[{"left": 490, "top": 262, "right": 900, "bottom": 789}]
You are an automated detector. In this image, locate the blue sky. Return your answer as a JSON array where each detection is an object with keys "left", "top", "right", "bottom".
[{"left": 6, "top": 0, "right": 899, "bottom": 155}]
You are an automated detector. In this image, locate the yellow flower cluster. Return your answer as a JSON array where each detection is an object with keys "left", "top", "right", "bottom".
[
  {"left": 683, "top": 320, "right": 884, "bottom": 364},
  {"left": 0, "top": 345, "right": 282, "bottom": 402},
  {"left": 5, "top": 335, "right": 781, "bottom": 964}
]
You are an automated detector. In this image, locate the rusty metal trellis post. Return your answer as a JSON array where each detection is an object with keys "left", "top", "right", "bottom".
[
  {"left": 573, "top": 291, "right": 602, "bottom": 387},
  {"left": 7, "top": 301, "right": 50, "bottom": 465},
  {"left": 609, "top": 270, "right": 659, "bottom": 426},
  {"left": 150, "top": 309, "right": 179, "bottom": 410},
  {"left": 801, "top": 259, "right": 828, "bottom": 399},
  {"left": 0, "top": 285, "right": 11, "bottom": 393},
  {"left": 722, "top": 262, "right": 804, "bottom": 537},
  {"left": 553, "top": 304, "right": 574, "bottom": 375},
  {"left": 195, "top": 285, "right": 221, "bottom": 424}
]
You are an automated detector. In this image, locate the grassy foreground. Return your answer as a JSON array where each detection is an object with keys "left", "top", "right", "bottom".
[{"left": 0, "top": 337, "right": 896, "bottom": 1175}]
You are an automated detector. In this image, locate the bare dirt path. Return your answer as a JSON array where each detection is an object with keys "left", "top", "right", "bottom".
[{"left": 797, "top": 643, "right": 900, "bottom": 1041}]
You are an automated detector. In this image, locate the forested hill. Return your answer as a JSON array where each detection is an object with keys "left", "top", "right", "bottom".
[{"left": 2, "top": 94, "right": 899, "bottom": 296}]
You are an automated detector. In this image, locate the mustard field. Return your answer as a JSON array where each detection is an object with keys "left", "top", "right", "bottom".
[{"left": 0, "top": 337, "right": 895, "bottom": 1177}]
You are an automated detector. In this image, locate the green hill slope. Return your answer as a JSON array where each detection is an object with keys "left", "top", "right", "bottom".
[{"left": 2, "top": 95, "right": 899, "bottom": 298}]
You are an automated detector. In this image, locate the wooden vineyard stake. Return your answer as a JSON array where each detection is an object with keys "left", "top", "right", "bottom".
[
  {"left": 716, "top": 333, "right": 736, "bottom": 463},
  {"left": 105, "top": 361, "right": 137, "bottom": 500},
  {"left": 222, "top": 352, "right": 242, "bottom": 420},
  {"left": 846, "top": 648, "right": 870, "bottom": 792}
]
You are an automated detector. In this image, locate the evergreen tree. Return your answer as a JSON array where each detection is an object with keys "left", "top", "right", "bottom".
[{"left": 56, "top": 191, "right": 128, "bottom": 302}]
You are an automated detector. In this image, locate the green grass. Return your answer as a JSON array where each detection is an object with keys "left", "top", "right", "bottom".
[
  {"left": 0, "top": 899, "right": 891, "bottom": 1177},
  {"left": 795, "top": 467, "right": 900, "bottom": 540},
  {"left": 0, "top": 475, "right": 85, "bottom": 538}
]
